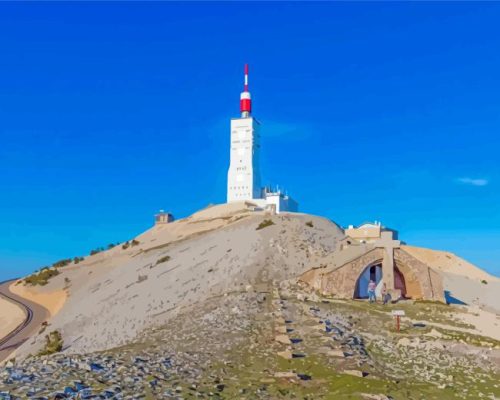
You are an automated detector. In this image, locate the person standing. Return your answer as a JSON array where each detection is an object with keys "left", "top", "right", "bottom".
[
  {"left": 381, "top": 282, "right": 391, "bottom": 305},
  {"left": 367, "top": 280, "right": 376, "bottom": 303}
]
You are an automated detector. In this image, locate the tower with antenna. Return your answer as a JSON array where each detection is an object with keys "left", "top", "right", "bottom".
[
  {"left": 227, "top": 64, "right": 262, "bottom": 202},
  {"left": 226, "top": 64, "right": 298, "bottom": 213}
]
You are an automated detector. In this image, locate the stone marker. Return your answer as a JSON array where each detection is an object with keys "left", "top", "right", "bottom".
[
  {"left": 343, "top": 370, "right": 368, "bottom": 378},
  {"left": 273, "top": 372, "right": 296, "bottom": 379},
  {"left": 277, "top": 350, "right": 293, "bottom": 359},
  {"left": 275, "top": 335, "right": 292, "bottom": 345},
  {"left": 275, "top": 325, "right": 287, "bottom": 334},
  {"left": 327, "top": 349, "right": 345, "bottom": 358}
]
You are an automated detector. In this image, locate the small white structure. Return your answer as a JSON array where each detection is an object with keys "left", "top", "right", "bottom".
[
  {"left": 155, "top": 210, "right": 174, "bottom": 225},
  {"left": 260, "top": 187, "right": 298, "bottom": 213},
  {"left": 226, "top": 64, "right": 298, "bottom": 214}
]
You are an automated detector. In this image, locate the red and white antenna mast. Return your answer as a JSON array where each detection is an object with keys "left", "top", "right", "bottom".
[{"left": 240, "top": 64, "right": 251, "bottom": 118}]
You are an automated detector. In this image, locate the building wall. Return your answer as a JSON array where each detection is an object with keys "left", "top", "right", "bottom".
[{"left": 227, "top": 117, "right": 261, "bottom": 202}]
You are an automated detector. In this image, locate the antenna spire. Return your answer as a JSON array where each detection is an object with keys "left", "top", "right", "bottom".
[{"left": 240, "top": 64, "right": 252, "bottom": 117}]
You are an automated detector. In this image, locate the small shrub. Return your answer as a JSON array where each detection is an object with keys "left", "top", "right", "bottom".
[
  {"left": 131, "top": 239, "right": 140, "bottom": 247},
  {"left": 122, "top": 241, "right": 130, "bottom": 250},
  {"left": 107, "top": 243, "right": 116, "bottom": 250},
  {"left": 137, "top": 275, "right": 148, "bottom": 283},
  {"left": 481, "top": 279, "right": 488, "bottom": 285},
  {"left": 73, "top": 256, "right": 84, "bottom": 264},
  {"left": 256, "top": 219, "right": 275, "bottom": 230},
  {"left": 38, "top": 330, "right": 63, "bottom": 356},
  {"left": 305, "top": 221, "right": 314, "bottom": 228},
  {"left": 156, "top": 255, "right": 171, "bottom": 265},
  {"left": 64, "top": 277, "right": 70, "bottom": 284}
]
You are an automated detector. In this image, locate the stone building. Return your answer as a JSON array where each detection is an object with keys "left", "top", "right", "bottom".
[{"left": 299, "top": 227, "right": 445, "bottom": 302}]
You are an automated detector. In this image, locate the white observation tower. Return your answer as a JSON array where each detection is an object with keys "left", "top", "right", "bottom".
[
  {"left": 226, "top": 64, "right": 298, "bottom": 213},
  {"left": 227, "top": 64, "right": 262, "bottom": 202}
]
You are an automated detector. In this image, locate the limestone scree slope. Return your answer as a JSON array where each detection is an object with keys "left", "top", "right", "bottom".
[{"left": 14, "top": 203, "right": 343, "bottom": 358}]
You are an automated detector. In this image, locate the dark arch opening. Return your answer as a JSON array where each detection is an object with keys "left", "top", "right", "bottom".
[{"left": 354, "top": 262, "right": 383, "bottom": 299}]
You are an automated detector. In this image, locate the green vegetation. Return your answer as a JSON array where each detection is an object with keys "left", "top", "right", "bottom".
[
  {"left": 256, "top": 219, "right": 275, "bottom": 230},
  {"left": 52, "top": 258, "right": 72, "bottom": 268},
  {"left": 481, "top": 279, "right": 488, "bottom": 284},
  {"left": 156, "top": 255, "right": 171, "bottom": 265},
  {"left": 90, "top": 247, "right": 105, "bottom": 256},
  {"left": 24, "top": 268, "right": 60, "bottom": 286},
  {"left": 131, "top": 239, "right": 140, "bottom": 246},
  {"left": 122, "top": 241, "right": 130, "bottom": 250},
  {"left": 305, "top": 221, "right": 314, "bottom": 227},
  {"left": 73, "top": 256, "right": 84, "bottom": 264},
  {"left": 38, "top": 330, "right": 63, "bottom": 356}
]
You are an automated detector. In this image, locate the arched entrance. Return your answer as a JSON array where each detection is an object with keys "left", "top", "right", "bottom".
[{"left": 354, "top": 262, "right": 382, "bottom": 298}]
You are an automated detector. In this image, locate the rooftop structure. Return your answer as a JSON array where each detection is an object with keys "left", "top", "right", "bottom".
[{"left": 345, "top": 221, "right": 398, "bottom": 243}]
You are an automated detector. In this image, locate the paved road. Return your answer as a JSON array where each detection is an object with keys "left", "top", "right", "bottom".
[{"left": 0, "top": 280, "right": 50, "bottom": 362}]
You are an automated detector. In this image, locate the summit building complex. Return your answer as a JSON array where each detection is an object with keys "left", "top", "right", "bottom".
[{"left": 227, "top": 65, "right": 298, "bottom": 213}]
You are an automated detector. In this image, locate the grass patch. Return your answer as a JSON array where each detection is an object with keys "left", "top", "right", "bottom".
[
  {"left": 305, "top": 221, "right": 314, "bottom": 227},
  {"left": 256, "top": 219, "right": 275, "bottom": 230}
]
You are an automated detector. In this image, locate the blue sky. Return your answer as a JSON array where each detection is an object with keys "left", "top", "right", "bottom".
[{"left": 1, "top": 2, "right": 499, "bottom": 280}]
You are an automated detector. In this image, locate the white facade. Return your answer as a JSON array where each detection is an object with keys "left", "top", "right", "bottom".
[
  {"left": 227, "top": 117, "right": 261, "bottom": 202},
  {"left": 262, "top": 190, "right": 299, "bottom": 213}
]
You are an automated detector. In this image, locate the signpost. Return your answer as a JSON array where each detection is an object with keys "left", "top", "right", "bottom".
[{"left": 392, "top": 310, "right": 405, "bottom": 332}]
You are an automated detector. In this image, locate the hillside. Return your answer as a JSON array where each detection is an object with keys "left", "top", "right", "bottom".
[
  {"left": 14, "top": 202, "right": 343, "bottom": 358},
  {"left": 402, "top": 245, "right": 498, "bottom": 282},
  {"left": 402, "top": 245, "right": 500, "bottom": 313}
]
